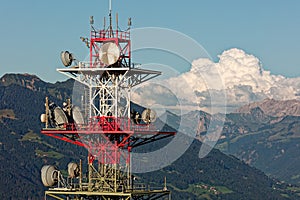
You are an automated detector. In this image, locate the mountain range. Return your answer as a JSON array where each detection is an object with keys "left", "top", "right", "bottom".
[
  {"left": 0, "top": 73, "right": 300, "bottom": 199},
  {"left": 236, "top": 98, "right": 300, "bottom": 117},
  {"left": 218, "top": 99, "right": 300, "bottom": 185}
]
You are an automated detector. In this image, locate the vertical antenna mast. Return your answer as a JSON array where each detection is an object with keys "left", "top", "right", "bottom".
[
  {"left": 109, "top": 0, "right": 113, "bottom": 37},
  {"left": 109, "top": 0, "right": 112, "bottom": 13}
]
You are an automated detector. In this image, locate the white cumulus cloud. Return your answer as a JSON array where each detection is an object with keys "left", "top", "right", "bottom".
[
  {"left": 132, "top": 48, "right": 300, "bottom": 114},
  {"left": 166, "top": 48, "right": 300, "bottom": 112}
]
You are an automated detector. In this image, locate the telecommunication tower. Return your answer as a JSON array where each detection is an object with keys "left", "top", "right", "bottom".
[{"left": 40, "top": 1, "right": 175, "bottom": 199}]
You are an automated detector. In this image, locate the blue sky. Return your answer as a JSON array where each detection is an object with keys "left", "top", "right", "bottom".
[{"left": 0, "top": 0, "right": 299, "bottom": 82}]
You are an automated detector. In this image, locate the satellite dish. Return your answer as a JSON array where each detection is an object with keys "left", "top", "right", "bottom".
[
  {"left": 68, "top": 162, "right": 80, "bottom": 178},
  {"left": 41, "top": 165, "right": 58, "bottom": 187},
  {"left": 53, "top": 107, "right": 68, "bottom": 126},
  {"left": 60, "top": 51, "right": 74, "bottom": 67},
  {"left": 99, "top": 42, "right": 120, "bottom": 66},
  {"left": 142, "top": 108, "right": 156, "bottom": 124},
  {"left": 72, "top": 106, "right": 84, "bottom": 125}
]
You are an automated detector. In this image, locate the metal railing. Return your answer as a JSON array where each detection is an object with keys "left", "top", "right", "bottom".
[{"left": 92, "top": 29, "right": 130, "bottom": 40}]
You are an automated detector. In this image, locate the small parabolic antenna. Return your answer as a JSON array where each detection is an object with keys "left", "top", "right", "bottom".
[
  {"left": 54, "top": 107, "right": 68, "bottom": 125},
  {"left": 99, "top": 42, "right": 120, "bottom": 65},
  {"left": 68, "top": 162, "right": 80, "bottom": 178},
  {"left": 41, "top": 165, "right": 58, "bottom": 187},
  {"left": 141, "top": 108, "right": 157, "bottom": 124},
  {"left": 50, "top": 107, "right": 68, "bottom": 126},
  {"left": 61, "top": 51, "right": 74, "bottom": 67}
]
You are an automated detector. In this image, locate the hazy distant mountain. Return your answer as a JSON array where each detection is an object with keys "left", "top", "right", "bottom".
[
  {"left": 0, "top": 73, "right": 298, "bottom": 199},
  {"left": 164, "top": 96, "right": 300, "bottom": 186},
  {"left": 235, "top": 98, "right": 300, "bottom": 117},
  {"left": 215, "top": 100, "right": 300, "bottom": 185}
]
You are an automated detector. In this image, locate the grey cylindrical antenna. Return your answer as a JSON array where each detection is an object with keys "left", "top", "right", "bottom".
[
  {"left": 104, "top": 17, "right": 106, "bottom": 29},
  {"left": 116, "top": 13, "right": 118, "bottom": 29},
  {"left": 90, "top": 16, "right": 94, "bottom": 25},
  {"left": 128, "top": 18, "right": 132, "bottom": 27}
]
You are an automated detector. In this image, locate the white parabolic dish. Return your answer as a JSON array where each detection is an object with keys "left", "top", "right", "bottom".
[{"left": 99, "top": 42, "right": 120, "bottom": 65}]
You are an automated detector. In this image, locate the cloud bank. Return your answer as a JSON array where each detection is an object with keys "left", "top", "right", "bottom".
[{"left": 132, "top": 48, "right": 300, "bottom": 114}]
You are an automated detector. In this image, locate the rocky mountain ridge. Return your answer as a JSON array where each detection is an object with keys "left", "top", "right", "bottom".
[{"left": 235, "top": 98, "right": 300, "bottom": 117}]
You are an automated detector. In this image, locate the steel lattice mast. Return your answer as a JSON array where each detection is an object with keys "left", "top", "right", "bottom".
[{"left": 40, "top": 3, "right": 175, "bottom": 200}]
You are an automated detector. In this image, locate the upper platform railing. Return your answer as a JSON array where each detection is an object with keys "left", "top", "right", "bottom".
[{"left": 91, "top": 29, "right": 130, "bottom": 40}]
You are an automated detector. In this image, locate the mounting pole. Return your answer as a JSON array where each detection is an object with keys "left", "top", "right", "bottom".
[
  {"left": 45, "top": 97, "right": 49, "bottom": 128},
  {"left": 164, "top": 176, "right": 167, "bottom": 191},
  {"left": 79, "top": 159, "right": 82, "bottom": 189}
]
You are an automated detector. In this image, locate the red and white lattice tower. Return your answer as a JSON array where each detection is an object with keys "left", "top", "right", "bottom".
[{"left": 40, "top": 2, "right": 175, "bottom": 200}]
